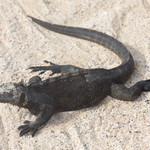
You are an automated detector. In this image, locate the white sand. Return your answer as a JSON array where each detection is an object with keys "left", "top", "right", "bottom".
[{"left": 0, "top": 0, "right": 150, "bottom": 149}]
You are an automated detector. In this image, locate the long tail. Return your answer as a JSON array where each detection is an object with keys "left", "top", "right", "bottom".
[{"left": 28, "top": 16, "right": 134, "bottom": 83}]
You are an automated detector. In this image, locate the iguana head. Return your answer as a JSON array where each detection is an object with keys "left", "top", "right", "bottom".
[{"left": 0, "top": 82, "right": 23, "bottom": 105}]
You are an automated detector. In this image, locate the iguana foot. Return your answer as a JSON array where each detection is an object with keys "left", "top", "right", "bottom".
[
  {"left": 28, "top": 60, "right": 82, "bottom": 75},
  {"left": 136, "top": 79, "right": 150, "bottom": 91},
  {"left": 43, "top": 60, "right": 57, "bottom": 65},
  {"left": 18, "top": 120, "right": 39, "bottom": 137}
]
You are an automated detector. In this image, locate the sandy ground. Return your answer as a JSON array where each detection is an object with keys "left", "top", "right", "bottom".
[{"left": 0, "top": 0, "right": 150, "bottom": 149}]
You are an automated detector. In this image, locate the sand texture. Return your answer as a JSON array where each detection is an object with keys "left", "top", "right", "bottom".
[{"left": 0, "top": 0, "right": 150, "bottom": 149}]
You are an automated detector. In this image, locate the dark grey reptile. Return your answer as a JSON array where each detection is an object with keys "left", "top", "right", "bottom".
[{"left": 0, "top": 16, "right": 149, "bottom": 137}]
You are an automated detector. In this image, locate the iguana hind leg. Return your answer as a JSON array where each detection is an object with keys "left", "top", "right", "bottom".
[
  {"left": 110, "top": 79, "right": 150, "bottom": 101},
  {"left": 29, "top": 60, "right": 82, "bottom": 75}
]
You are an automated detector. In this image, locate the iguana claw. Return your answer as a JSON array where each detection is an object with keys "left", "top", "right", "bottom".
[{"left": 18, "top": 120, "right": 39, "bottom": 137}]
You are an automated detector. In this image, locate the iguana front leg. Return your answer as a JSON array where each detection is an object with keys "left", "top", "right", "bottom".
[
  {"left": 28, "top": 60, "right": 82, "bottom": 75},
  {"left": 27, "top": 76, "right": 42, "bottom": 86},
  {"left": 110, "top": 79, "right": 150, "bottom": 101},
  {"left": 18, "top": 104, "right": 53, "bottom": 137}
]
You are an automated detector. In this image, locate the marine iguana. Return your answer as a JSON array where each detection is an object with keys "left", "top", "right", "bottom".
[{"left": 0, "top": 16, "right": 149, "bottom": 137}]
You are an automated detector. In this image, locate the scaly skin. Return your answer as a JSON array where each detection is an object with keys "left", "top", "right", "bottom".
[{"left": 0, "top": 16, "right": 149, "bottom": 137}]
